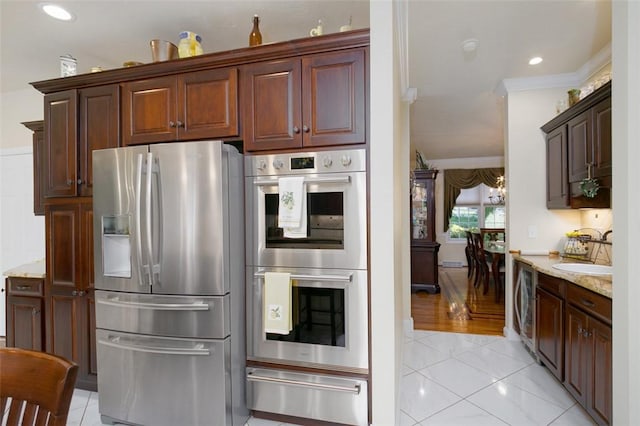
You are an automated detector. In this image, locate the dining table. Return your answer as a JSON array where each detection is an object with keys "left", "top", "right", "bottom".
[{"left": 484, "top": 242, "right": 505, "bottom": 302}]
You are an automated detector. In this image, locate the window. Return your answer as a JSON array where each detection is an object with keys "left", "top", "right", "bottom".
[{"left": 448, "top": 184, "right": 505, "bottom": 240}]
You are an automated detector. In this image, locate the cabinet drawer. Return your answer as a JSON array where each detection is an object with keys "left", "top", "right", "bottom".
[
  {"left": 7, "top": 277, "right": 44, "bottom": 297},
  {"left": 567, "top": 283, "right": 611, "bottom": 324},
  {"left": 538, "top": 272, "right": 566, "bottom": 298}
]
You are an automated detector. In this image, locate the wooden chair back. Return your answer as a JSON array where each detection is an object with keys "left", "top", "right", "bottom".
[{"left": 0, "top": 348, "right": 78, "bottom": 426}]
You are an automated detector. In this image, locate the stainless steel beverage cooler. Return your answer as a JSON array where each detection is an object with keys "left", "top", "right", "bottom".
[{"left": 93, "top": 141, "right": 247, "bottom": 426}]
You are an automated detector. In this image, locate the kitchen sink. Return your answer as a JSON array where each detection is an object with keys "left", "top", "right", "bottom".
[{"left": 552, "top": 263, "right": 612, "bottom": 276}]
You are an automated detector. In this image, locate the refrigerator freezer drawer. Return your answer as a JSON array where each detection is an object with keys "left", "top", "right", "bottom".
[
  {"left": 246, "top": 367, "right": 368, "bottom": 425},
  {"left": 95, "top": 290, "right": 229, "bottom": 339},
  {"left": 97, "top": 330, "right": 247, "bottom": 426}
]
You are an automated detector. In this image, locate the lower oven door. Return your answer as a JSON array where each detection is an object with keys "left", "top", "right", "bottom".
[
  {"left": 96, "top": 329, "right": 246, "bottom": 426},
  {"left": 247, "top": 367, "right": 368, "bottom": 426},
  {"left": 247, "top": 267, "right": 368, "bottom": 373}
]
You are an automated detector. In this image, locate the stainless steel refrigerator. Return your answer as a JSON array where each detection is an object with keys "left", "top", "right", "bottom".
[{"left": 92, "top": 140, "right": 247, "bottom": 426}]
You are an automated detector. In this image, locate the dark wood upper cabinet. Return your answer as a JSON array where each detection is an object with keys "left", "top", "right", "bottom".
[
  {"left": 79, "top": 85, "right": 120, "bottom": 196},
  {"left": 243, "top": 48, "right": 366, "bottom": 152},
  {"left": 122, "top": 68, "right": 239, "bottom": 145},
  {"left": 545, "top": 126, "right": 569, "bottom": 209},
  {"left": 541, "top": 81, "right": 611, "bottom": 209},
  {"left": 22, "top": 121, "right": 45, "bottom": 215},
  {"left": 43, "top": 85, "right": 119, "bottom": 198},
  {"left": 44, "top": 90, "right": 77, "bottom": 197}
]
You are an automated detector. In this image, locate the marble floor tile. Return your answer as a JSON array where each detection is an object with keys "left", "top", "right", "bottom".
[
  {"left": 418, "top": 358, "right": 496, "bottom": 397},
  {"left": 502, "top": 363, "right": 577, "bottom": 410},
  {"left": 403, "top": 340, "right": 450, "bottom": 371},
  {"left": 399, "top": 371, "right": 462, "bottom": 422},
  {"left": 454, "top": 346, "right": 530, "bottom": 380},
  {"left": 419, "top": 400, "right": 509, "bottom": 426},
  {"left": 548, "top": 404, "right": 597, "bottom": 425},
  {"left": 484, "top": 338, "right": 537, "bottom": 364},
  {"left": 467, "top": 381, "right": 567, "bottom": 426},
  {"left": 418, "top": 331, "right": 481, "bottom": 356},
  {"left": 400, "top": 410, "right": 420, "bottom": 426}
]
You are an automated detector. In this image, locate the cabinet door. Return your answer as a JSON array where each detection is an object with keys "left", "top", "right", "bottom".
[
  {"left": 242, "top": 59, "right": 303, "bottom": 151},
  {"left": 592, "top": 97, "right": 612, "bottom": 179},
  {"left": 567, "top": 110, "right": 591, "bottom": 183},
  {"left": 79, "top": 85, "right": 120, "bottom": 197},
  {"left": 6, "top": 296, "right": 44, "bottom": 351},
  {"left": 122, "top": 76, "right": 177, "bottom": 145},
  {"left": 302, "top": 49, "right": 366, "bottom": 148},
  {"left": 564, "top": 304, "right": 589, "bottom": 405},
  {"left": 588, "top": 317, "right": 612, "bottom": 425},
  {"left": 44, "top": 90, "right": 78, "bottom": 197},
  {"left": 545, "top": 126, "right": 569, "bottom": 209},
  {"left": 536, "top": 287, "right": 563, "bottom": 380},
  {"left": 179, "top": 68, "right": 239, "bottom": 140},
  {"left": 79, "top": 202, "right": 98, "bottom": 388}
]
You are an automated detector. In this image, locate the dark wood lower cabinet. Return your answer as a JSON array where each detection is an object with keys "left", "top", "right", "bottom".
[
  {"left": 5, "top": 277, "right": 45, "bottom": 351},
  {"left": 410, "top": 241, "right": 440, "bottom": 293},
  {"left": 536, "top": 287, "right": 564, "bottom": 380},
  {"left": 46, "top": 199, "right": 97, "bottom": 391},
  {"left": 536, "top": 275, "right": 611, "bottom": 426}
]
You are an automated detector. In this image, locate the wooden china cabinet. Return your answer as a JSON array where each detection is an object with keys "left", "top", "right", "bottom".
[{"left": 410, "top": 169, "right": 440, "bottom": 293}]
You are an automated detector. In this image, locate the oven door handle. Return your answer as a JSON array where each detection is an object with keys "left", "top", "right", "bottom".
[
  {"left": 253, "top": 175, "right": 351, "bottom": 187},
  {"left": 254, "top": 272, "right": 352, "bottom": 283},
  {"left": 247, "top": 371, "right": 361, "bottom": 394}
]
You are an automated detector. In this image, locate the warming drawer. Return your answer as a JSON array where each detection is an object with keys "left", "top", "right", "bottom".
[{"left": 246, "top": 367, "right": 368, "bottom": 425}]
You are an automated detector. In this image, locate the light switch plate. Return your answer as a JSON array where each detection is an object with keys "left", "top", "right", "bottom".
[{"left": 528, "top": 225, "right": 537, "bottom": 238}]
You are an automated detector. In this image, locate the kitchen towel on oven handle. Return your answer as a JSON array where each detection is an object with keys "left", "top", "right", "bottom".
[
  {"left": 263, "top": 272, "right": 293, "bottom": 334},
  {"left": 278, "top": 176, "right": 307, "bottom": 238}
]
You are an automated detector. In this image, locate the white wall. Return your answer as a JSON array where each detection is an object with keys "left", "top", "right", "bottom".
[
  {"left": 612, "top": 1, "right": 640, "bottom": 423},
  {"left": 369, "top": 1, "right": 402, "bottom": 423},
  {"left": 0, "top": 89, "right": 46, "bottom": 336},
  {"left": 504, "top": 88, "right": 582, "bottom": 337}
]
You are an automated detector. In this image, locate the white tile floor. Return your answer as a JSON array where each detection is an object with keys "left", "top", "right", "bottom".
[{"left": 70, "top": 331, "right": 595, "bottom": 426}]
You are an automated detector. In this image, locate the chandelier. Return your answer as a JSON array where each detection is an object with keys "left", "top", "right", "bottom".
[{"left": 489, "top": 175, "right": 506, "bottom": 204}]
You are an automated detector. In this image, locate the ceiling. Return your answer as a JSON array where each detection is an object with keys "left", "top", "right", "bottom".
[{"left": 0, "top": 1, "right": 611, "bottom": 160}]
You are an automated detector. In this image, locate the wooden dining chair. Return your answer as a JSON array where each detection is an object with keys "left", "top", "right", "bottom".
[
  {"left": 472, "top": 232, "right": 491, "bottom": 294},
  {"left": 0, "top": 348, "right": 78, "bottom": 426},
  {"left": 464, "top": 230, "right": 476, "bottom": 279}
]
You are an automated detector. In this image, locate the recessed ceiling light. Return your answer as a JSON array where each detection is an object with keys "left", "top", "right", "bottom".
[
  {"left": 40, "top": 3, "right": 75, "bottom": 21},
  {"left": 529, "top": 56, "right": 543, "bottom": 65}
]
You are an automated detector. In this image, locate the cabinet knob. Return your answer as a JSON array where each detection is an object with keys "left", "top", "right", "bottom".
[
  {"left": 169, "top": 121, "right": 176, "bottom": 128},
  {"left": 302, "top": 125, "right": 310, "bottom": 133},
  {"left": 66, "top": 179, "right": 74, "bottom": 185},
  {"left": 32, "top": 309, "right": 40, "bottom": 316},
  {"left": 176, "top": 121, "right": 184, "bottom": 128},
  {"left": 71, "top": 290, "right": 77, "bottom": 296},
  {"left": 293, "top": 126, "right": 300, "bottom": 134},
  {"left": 77, "top": 179, "right": 83, "bottom": 185}
]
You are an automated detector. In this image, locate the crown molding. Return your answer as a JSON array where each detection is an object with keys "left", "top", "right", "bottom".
[{"left": 496, "top": 42, "right": 611, "bottom": 96}]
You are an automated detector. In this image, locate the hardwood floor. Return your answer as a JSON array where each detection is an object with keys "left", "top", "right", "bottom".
[{"left": 412, "top": 267, "right": 505, "bottom": 336}]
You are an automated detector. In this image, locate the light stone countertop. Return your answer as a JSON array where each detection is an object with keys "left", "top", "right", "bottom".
[
  {"left": 3, "top": 259, "right": 46, "bottom": 279},
  {"left": 514, "top": 254, "right": 612, "bottom": 299}
]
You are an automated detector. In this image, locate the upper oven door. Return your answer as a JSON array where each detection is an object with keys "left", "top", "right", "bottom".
[{"left": 246, "top": 171, "right": 367, "bottom": 270}]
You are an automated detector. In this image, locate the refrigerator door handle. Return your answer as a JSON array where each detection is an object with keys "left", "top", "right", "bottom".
[
  {"left": 99, "top": 336, "right": 210, "bottom": 356},
  {"left": 97, "top": 297, "right": 210, "bottom": 311},
  {"left": 144, "top": 152, "right": 154, "bottom": 286},
  {"left": 134, "top": 153, "right": 146, "bottom": 286}
]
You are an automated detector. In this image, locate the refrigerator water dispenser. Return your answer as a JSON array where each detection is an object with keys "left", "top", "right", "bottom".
[{"left": 102, "top": 215, "right": 131, "bottom": 278}]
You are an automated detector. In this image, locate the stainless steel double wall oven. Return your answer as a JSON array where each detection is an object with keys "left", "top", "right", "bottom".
[{"left": 245, "top": 148, "right": 369, "bottom": 425}]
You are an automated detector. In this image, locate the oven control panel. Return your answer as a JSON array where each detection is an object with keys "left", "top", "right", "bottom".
[{"left": 246, "top": 148, "right": 366, "bottom": 176}]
